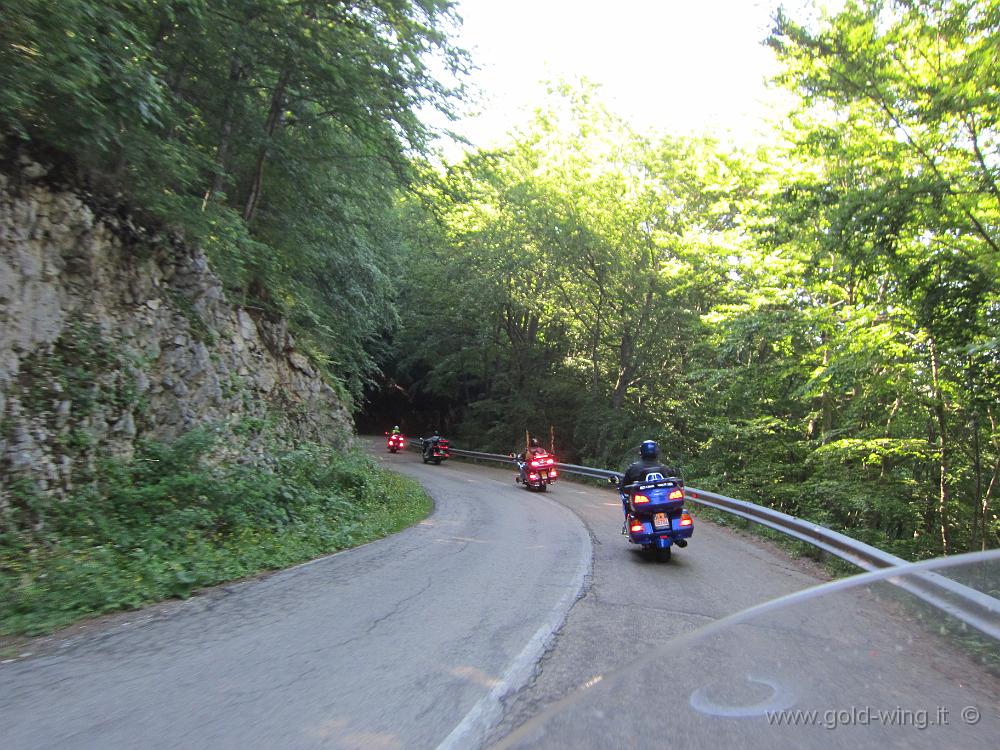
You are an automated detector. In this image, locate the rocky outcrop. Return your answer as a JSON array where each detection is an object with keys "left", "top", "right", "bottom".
[{"left": 0, "top": 165, "right": 352, "bottom": 502}]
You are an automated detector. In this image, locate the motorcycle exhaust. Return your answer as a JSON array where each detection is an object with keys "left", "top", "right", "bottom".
[{"left": 674, "top": 539, "right": 688, "bottom": 548}]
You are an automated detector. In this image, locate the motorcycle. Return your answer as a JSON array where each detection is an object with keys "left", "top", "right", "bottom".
[
  {"left": 610, "top": 473, "right": 692, "bottom": 561},
  {"left": 511, "top": 450, "right": 559, "bottom": 492},
  {"left": 421, "top": 437, "right": 450, "bottom": 465},
  {"left": 385, "top": 432, "right": 405, "bottom": 453}
]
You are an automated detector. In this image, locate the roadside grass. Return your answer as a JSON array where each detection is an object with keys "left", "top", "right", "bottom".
[{"left": 0, "top": 430, "right": 432, "bottom": 637}]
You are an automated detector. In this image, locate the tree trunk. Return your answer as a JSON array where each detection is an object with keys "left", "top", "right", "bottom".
[
  {"left": 202, "top": 54, "right": 245, "bottom": 210},
  {"left": 820, "top": 342, "right": 832, "bottom": 444},
  {"left": 611, "top": 287, "right": 653, "bottom": 411},
  {"left": 879, "top": 395, "right": 902, "bottom": 479},
  {"left": 611, "top": 330, "right": 633, "bottom": 411},
  {"left": 982, "top": 410, "right": 1000, "bottom": 551},
  {"left": 982, "top": 456, "right": 999, "bottom": 551},
  {"left": 243, "top": 64, "right": 292, "bottom": 224},
  {"left": 971, "top": 409, "right": 982, "bottom": 549},
  {"left": 928, "top": 337, "right": 951, "bottom": 554}
]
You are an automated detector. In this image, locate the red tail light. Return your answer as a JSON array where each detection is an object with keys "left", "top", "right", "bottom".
[
  {"left": 529, "top": 455, "right": 555, "bottom": 468},
  {"left": 633, "top": 494, "right": 650, "bottom": 504},
  {"left": 629, "top": 520, "right": 644, "bottom": 533},
  {"left": 549, "top": 469, "right": 558, "bottom": 477},
  {"left": 529, "top": 473, "right": 539, "bottom": 481},
  {"left": 669, "top": 489, "right": 683, "bottom": 500},
  {"left": 680, "top": 512, "right": 693, "bottom": 527}
]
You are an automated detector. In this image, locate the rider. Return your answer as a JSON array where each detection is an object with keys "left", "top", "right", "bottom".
[
  {"left": 518, "top": 437, "right": 548, "bottom": 483},
  {"left": 391, "top": 425, "right": 402, "bottom": 436},
  {"left": 424, "top": 429, "right": 441, "bottom": 459},
  {"left": 621, "top": 440, "right": 679, "bottom": 520}
]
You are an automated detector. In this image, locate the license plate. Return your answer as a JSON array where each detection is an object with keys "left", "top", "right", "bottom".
[{"left": 653, "top": 513, "right": 669, "bottom": 530}]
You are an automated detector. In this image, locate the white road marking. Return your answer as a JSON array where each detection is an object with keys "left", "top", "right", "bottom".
[{"left": 434, "top": 499, "right": 592, "bottom": 750}]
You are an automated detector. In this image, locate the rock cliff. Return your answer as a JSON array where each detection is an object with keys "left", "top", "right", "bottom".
[{"left": 0, "top": 164, "right": 352, "bottom": 503}]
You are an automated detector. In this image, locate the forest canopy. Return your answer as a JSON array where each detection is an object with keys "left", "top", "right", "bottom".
[
  {"left": 385, "top": 1, "right": 1000, "bottom": 558},
  {"left": 1, "top": 0, "right": 997, "bottom": 558},
  {"left": 0, "top": 0, "right": 467, "bottom": 400}
]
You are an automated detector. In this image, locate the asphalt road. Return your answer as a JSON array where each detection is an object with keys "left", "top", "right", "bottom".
[
  {"left": 482, "top": 453, "right": 833, "bottom": 743},
  {"left": 477, "top": 454, "right": 1000, "bottom": 749},
  {"left": 0, "top": 441, "right": 590, "bottom": 750},
  {"left": 4, "top": 440, "right": 995, "bottom": 749}
]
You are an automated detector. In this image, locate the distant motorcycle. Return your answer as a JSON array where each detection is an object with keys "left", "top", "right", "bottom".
[
  {"left": 385, "top": 432, "right": 405, "bottom": 453},
  {"left": 511, "top": 450, "right": 559, "bottom": 492},
  {"left": 422, "top": 436, "right": 450, "bottom": 465},
  {"left": 610, "top": 473, "right": 693, "bottom": 561}
]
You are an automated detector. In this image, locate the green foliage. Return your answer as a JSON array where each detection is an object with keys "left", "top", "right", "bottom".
[
  {"left": 0, "top": 0, "right": 192, "bottom": 193},
  {"left": 17, "top": 318, "right": 137, "bottom": 418},
  {"left": 390, "top": 85, "right": 742, "bottom": 465},
  {"left": 386, "top": 25, "right": 999, "bottom": 559},
  {"left": 4, "top": 0, "right": 998, "bottom": 565},
  {"left": 0, "top": 430, "right": 432, "bottom": 635},
  {"left": 0, "top": 0, "right": 468, "bottom": 404}
]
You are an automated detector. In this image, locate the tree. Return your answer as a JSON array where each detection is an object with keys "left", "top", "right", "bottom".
[
  {"left": 0, "top": 0, "right": 469, "bottom": 402},
  {"left": 764, "top": 0, "right": 1000, "bottom": 553}
]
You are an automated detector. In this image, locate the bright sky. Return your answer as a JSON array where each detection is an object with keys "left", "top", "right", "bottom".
[{"left": 434, "top": 0, "right": 824, "bottom": 157}]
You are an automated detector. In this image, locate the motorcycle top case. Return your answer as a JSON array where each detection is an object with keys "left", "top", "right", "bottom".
[{"left": 627, "top": 480, "right": 684, "bottom": 514}]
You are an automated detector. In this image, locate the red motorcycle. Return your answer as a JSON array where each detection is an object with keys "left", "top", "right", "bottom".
[
  {"left": 512, "top": 450, "right": 559, "bottom": 492},
  {"left": 385, "top": 432, "right": 405, "bottom": 453}
]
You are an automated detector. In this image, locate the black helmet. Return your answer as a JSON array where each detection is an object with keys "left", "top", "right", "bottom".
[{"left": 640, "top": 440, "right": 659, "bottom": 459}]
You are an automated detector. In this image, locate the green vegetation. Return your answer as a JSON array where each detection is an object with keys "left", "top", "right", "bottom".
[
  {"left": 1, "top": 2, "right": 456, "bottom": 634},
  {"left": 0, "top": 430, "right": 432, "bottom": 636},
  {"left": 1, "top": 0, "right": 996, "bottom": 624},
  {"left": 386, "top": 2, "right": 1000, "bottom": 560},
  {"left": 0, "top": 0, "right": 467, "bottom": 403},
  {"left": 18, "top": 318, "right": 139, "bottom": 420}
]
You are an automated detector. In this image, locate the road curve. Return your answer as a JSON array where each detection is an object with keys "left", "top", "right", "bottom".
[
  {"left": 486, "top": 455, "right": 832, "bottom": 742},
  {"left": 0, "top": 441, "right": 590, "bottom": 750},
  {"left": 480, "top": 458, "right": 1000, "bottom": 749}
]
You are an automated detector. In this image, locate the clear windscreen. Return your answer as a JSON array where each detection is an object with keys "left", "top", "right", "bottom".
[{"left": 491, "top": 551, "right": 1000, "bottom": 750}]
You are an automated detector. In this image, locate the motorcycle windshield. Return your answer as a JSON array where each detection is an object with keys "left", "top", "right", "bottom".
[{"left": 491, "top": 550, "right": 1000, "bottom": 749}]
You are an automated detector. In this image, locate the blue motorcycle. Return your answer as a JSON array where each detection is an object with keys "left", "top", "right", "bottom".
[{"left": 610, "top": 474, "right": 693, "bottom": 562}]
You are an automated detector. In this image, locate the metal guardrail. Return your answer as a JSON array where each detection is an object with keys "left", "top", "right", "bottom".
[
  {"left": 407, "top": 438, "right": 1000, "bottom": 640},
  {"left": 685, "top": 486, "right": 1000, "bottom": 641}
]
